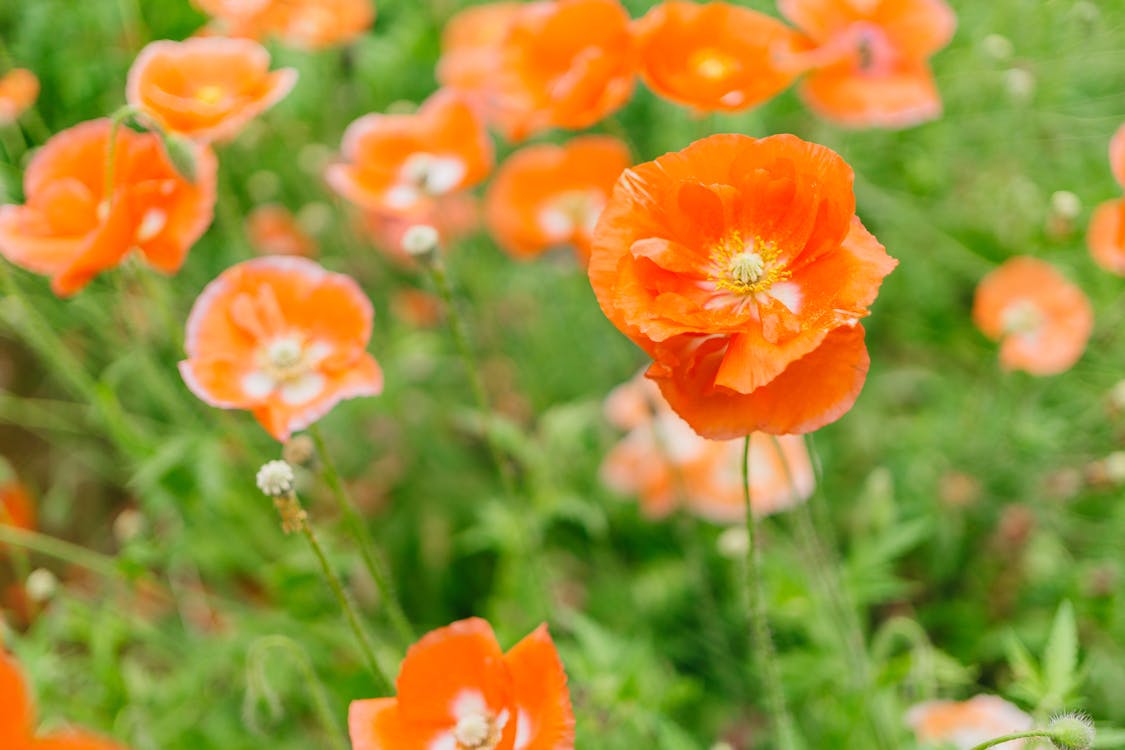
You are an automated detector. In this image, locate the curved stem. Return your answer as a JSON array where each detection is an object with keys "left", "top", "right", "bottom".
[
  {"left": 298, "top": 512, "right": 394, "bottom": 696},
  {"left": 742, "top": 436, "right": 798, "bottom": 750},
  {"left": 969, "top": 730, "right": 1054, "bottom": 750},
  {"left": 309, "top": 424, "right": 414, "bottom": 646}
]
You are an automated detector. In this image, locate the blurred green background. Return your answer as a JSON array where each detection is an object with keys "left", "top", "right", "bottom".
[{"left": 0, "top": 0, "right": 1123, "bottom": 748}]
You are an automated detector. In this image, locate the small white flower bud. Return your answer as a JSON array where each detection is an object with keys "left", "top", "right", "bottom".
[
  {"left": 401, "top": 224, "right": 440, "bottom": 257},
  {"left": 26, "top": 568, "right": 58, "bottom": 603},
  {"left": 1051, "top": 191, "right": 1081, "bottom": 219},
  {"left": 1104, "top": 451, "right": 1125, "bottom": 484},
  {"left": 256, "top": 460, "right": 295, "bottom": 497},
  {"left": 982, "top": 34, "right": 1013, "bottom": 60},
  {"left": 113, "top": 508, "right": 145, "bottom": 544},
  {"left": 716, "top": 527, "right": 749, "bottom": 559},
  {"left": 1005, "top": 68, "right": 1036, "bottom": 101}
]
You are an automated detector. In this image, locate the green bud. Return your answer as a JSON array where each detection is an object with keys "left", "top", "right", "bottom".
[
  {"left": 162, "top": 133, "right": 198, "bottom": 183},
  {"left": 1048, "top": 713, "right": 1095, "bottom": 750}
]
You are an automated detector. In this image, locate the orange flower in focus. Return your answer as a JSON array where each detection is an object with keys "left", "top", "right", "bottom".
[
  {"left": 327, "top": 90, "right": 492, "bottom": 216},
  {"left": 635, "top": 2, "right": 804, "bottom": 113},
  {"left": 486, "top": 136, "right": 629, "bottom": 263},
  {"left": 195, "top": 0, "right": 374, "bottom": 49},
  {"left": 440, "top": 0, "right": 636, "bottom": 141},
  {"left": 779, "top": 0, "right": 955, "bottom": 129},
  {"left": 1088, "top": 123, "right": 1125, "bottom": 274},
  {"left": 0, "top": 69, "right": 39, "bottom": 125},
  {"left": 602, "top": 373, "right": 813, "bottom": 521},
  {"left": 0, "top": 119, "right": 217, "bottom": 296},
  {"left": 247, "top": 204, "right": 318, "bottom": 257},
  {"left": 972, "top": 257, "right": 1093, "bottom": 376},
  {"left": 588, "top": 134, "right": 896, "bottom": 439},
  {"left": 127, "top": 37, "right": 297, "bottom": 142},
  {"left": 349, "top": 618, "right": 574, "bottom": 750},
  {"left": 907, "top": 695, "right": 1032, "bottom": 749},
  {"left": 1, "top": 650, "right": 130, "bottom": 750},
  {"left": 179, "top": 257, "right": 383, "bottom": 441}
]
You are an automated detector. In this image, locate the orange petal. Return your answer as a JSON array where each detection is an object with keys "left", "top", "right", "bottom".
[
  {"left": 32, "top": 732, "right": 130, "bottom": 750},
  {"left": 0, "top": 650, "right": 32, "bottom": 746},
  {"left": 799, "top": 61, "right": 942, "bottom": 129},
  {"left": 1088, "top": 198, "right": 1125, "bottom": 274},
  {"left": 348, "top": 698, "right": 434, "bottom": 750},
  {"left": 395, "top": 618, "right": 515, "bottom": 729},
  {"left": 503, "top": 625, "right": 575, "bottom": 750},
  {"left": 654, "top": 325, "right": 871, "bottom": 438},
  {"left": 1110, "top": 124, "right": 1125, "bottom": 190}
]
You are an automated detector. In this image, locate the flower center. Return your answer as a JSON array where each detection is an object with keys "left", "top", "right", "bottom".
[
  {"left": 401, "top": 152, "right": 465, "bottom": 197},
  {"left": 711, "top": 233, "right": 789, "bottom": 295},
  {"left": 453, "top": 711, "right": 501, "bottom": 750},
  {"left": 689, "top": 48, "right": 739, "bottom": 81},
  {"left": 539, "top": 189, "right": 604, "bottom": 238},
  {"left": 194, "top": 84, "right": 226, "bottom": 105},
  {"left": 262, "top": 336, "right": 309, "bottom": 381},
  {"left": 1001, "top": 300, "right": 1041, "bottom": 336}
]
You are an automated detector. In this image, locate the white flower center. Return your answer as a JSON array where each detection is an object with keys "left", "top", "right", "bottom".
[
  {"left": 267, "top": 337, "right": 304, "bottom": 371},
  {"left": 401, "top": 152, "right": 466, "bottom": 197},
  {"left": 1001, "top": 300, "right": 1041, "bottom": 336},
  {"left": 453, "top": 711, "right": 500, "bottom": 750}
]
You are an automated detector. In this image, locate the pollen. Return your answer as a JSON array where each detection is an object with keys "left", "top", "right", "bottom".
[
  {"left": 711, "top": 232, "right": 790, "bottom": 295},
  {"left": 453, "top": 711, "right": 501, "bottom": 750},
  {"left": 194, "top": 84, "right": 226, "bottom": 105}
]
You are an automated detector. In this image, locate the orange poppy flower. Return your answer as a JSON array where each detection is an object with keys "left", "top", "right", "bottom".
[
  {"left": 634, "top": 2, "right": 804, "bottom": 113},
  {"left": 327, "top": 90, "right": 493, "bottom": 216},
  {"left": 127, "top": 37, "right": 297, "bottom": 142},
  {"left": 0, "top": 68, "right": 39, "bottom": 125},
  {"left": 197, "top": 0, "right": 374, "bottom": 49},
  {"left": 972, "top": 257, "right": 1093, "bottom": 376},
  {"left": 1, "top": 650, "right": 130, "bottom": 750},
  {"left": 907, "top": 695, "right": 1032, "bottom": 749},
  {"left": 1088, "top": 124, "right": 1125, "bottom": 274},
  {"left": 485, "top": 136, "right": 630, "bottom": 263},
  {"left": 778, "top": 0, "right": 956, "bottom": 129},
  {"left": 440, "top": 0, "right": 636, "bottom": 141},
  {"left": 179, "top": 256, "right": 383, "bottom": 441},
  {"left": 601, "top": 373, "right": 813, "bottom": 521},
  {"left": 247, "top": 204, "right": 318, "bottom": 257},
  {"left": 587, "top": 133, "right": 896, "bottom": 438},
  {"left": 0, "top": 468, "right": 35, "bottom": 534},
  {"left": 0, "top": 118, "right": 217, "bottom": 296},
  {"left": 349, "top": 618, "right": 574, "bottom": 750}
]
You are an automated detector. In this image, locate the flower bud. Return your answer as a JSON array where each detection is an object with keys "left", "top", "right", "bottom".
[
  {"left": 256, "top": 460, "right": 295, "bottom": 497},
  {"left": 26, "top": 568, "right": 58, "bottom": 603},
  {"left": 161, "top": 133, "right": 198, "bottom": 183},
  {"left": 1047, "top": 713, "right": 1095, "bottom": 750},
  {"left": 282, "top": 434, "right": 317, "bottom": 467},
  {"left": 401, "top": 224, "right": 440, "bottom": 258}
]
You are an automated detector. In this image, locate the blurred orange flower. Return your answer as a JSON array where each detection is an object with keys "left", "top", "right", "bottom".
[
  {"left": 440, "top": 0, "right": 636, "bottom": 141},
  {"left": 485, "top": 135, "right": 630, "bottom": 263},
  {"left": 247, "top": 204, "right": 318, "bottom": 257},
  {"left": 972, "top": 257, "right": 1093, "bottom": 376},
  {"left": 1, "top": 649, "right": 130, "bottom": 750},
  {"left": 634, "top": 2, "right": 804, "bottom": 113},
  {"left": 0, "top": 68, "right": 39, "bottom": 125},
  {"left": 907, "top": 695, "right": 1032, "bottom": 749},
  {"left": 195, "top": 0, "right": 374, "bottom": 49},
  {"left": 327, "top": 90, "right": 493, "bottom": 216},
  {"left": 357, "top": 193, "right": 479, "bottom": 268},
  {"left": 1088, "top": 123, "right": 1125, "bottom": 274},
  {"left": 127, "top": 37, "right": 297, "bottom": 142},
  {"left": 179, "top": 256, "right": 383, "bottom": 441},
  {"left": 779, "top": 0, "right": 955, "bottom": 129},
  {"left": 588, "top": 133, "right": 896, "bottom": 438},
  {"left": 0, "top": 470, "right": 34, "bottom": 535},
  {"left": 601, "top": 373, "right": 813, "bottom": 521},
  {"left": 349, "top": 618, "right": 574, "bottom": 750},
  {"left": 0, "top": 119, "right": 217, "bottom": 296}
]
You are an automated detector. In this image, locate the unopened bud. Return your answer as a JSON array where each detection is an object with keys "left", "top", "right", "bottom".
[
  {"left": 1047, "top": 713, "right": 1095, "bottom": 750},
  {"left": 982, "top": 34, "right": 1013, "bottom": 61},
  {"left": 162, "top": 133, "right": 199, "bottom": 183},
  {"left": 282, "top": 435, "right": 317, "bottom": 467},
  {"left": 716, "top": 527, "right": 749, "bottom": 559},
  {"left": 402, "top": 224, "right": 440, "bottom": 258},
  {"left": 26, "top": 568, "right": 58, "bottom": 603},
  {"left": 256, "top": 460, "right": 295, "bottom": 498},
  {"left": 1051, "top": 191, "right": 1081, "bottom": 220},
  {"left": 1005, "top": 68, "right": 1036, "bottom": 101},
  {"left": 113, "top": 508, "right": 146, "bottom": 543}
]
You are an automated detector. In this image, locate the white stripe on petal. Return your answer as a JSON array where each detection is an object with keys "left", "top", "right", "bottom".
[
  {"left": 242, "top": 371, "right": 276, "bottom": 399},
  {"left": 279, "top": 372, "right": 326, "bottom": 405}
]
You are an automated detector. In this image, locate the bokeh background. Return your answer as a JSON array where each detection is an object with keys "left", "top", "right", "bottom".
[{"left": 0, "top": 0, "right": 1123, "bottom": 748}]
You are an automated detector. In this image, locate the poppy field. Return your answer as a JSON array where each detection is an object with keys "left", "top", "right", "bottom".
[{"left": 1, "top": 0, "right": 1124, "bottom": 749}]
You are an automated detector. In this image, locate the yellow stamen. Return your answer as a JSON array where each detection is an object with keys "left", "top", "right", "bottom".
[
  {"left": 194, "top": 84, "right": 226, "bottom": 105},
  {"left": 689, "top": 48, "right": 738, "bottom": 81},
  {"left": 711, "top": 232, "right": 790, "bottom": 295}
]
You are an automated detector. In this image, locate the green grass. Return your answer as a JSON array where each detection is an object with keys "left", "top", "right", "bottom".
[{"left": 0, "top": 0, "right": 1123, "bottom": 748}]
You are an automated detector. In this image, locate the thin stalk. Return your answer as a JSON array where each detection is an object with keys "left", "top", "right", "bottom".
[
  {"left": 968, "top": 731, "right": 1055, "bottom": 750},
  {"left": 298, "top": 511, "right": 394, "bottom": 695},
  {"left": 741, "top": 436, "right": 798, "bottom": 750},
  {"left": 774, "top": 435, "right": 898, "bottom": 749},
  {"left": 309, "top": 424, "right": 414, "bottom": 646},
  {"left": 0, "top": 524, "right": 122, "bottom": 580}
]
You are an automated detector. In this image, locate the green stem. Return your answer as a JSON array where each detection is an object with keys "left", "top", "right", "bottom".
[
  {"left": 245, "top": 635, "right": 350, "bottom": 750},
  {"left": 969, "top": 731, "right": 1054, "bottom": 750},
  {"left": 774, "top": 435, "right": 897, "bottom": 749},
  {"left": 308, "top": 425, "right": 414, "bottom": 646},
  {"left": 298, "top": 512, "right": 395, "bottom": 696},
  {"left": 0, "top": 524, "right": 122, "bottom": 580},
  {"left": 742, "top": 436, "right": 798, "bottom": 750}
]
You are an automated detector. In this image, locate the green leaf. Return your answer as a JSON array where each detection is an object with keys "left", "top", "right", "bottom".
[{"left": 1043, "top": 599, "right": 1079, "bottom": 703}]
